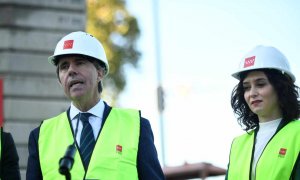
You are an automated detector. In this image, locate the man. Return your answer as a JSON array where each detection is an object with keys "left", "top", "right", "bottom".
[
  {"left": 0, "top": 127, "right": 21, "bottom": 179},
  {"left": 26, "top": 31, "right": 165, "bottom": 179}
]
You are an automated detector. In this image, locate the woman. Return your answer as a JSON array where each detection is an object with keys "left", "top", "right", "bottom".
[
  {"left": 226, "top": 45, "right": 300, "bottom": 180},
  {"left": 0, "top": 127, "right": 21, "bottom": 179}
]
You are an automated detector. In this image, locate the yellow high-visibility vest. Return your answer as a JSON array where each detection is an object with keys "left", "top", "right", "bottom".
[
  {"left": 39, "top": 108, "right": 140, "bottom": 180},
  {"left": 228, "top": 120, "right": 300, "bottom": 180}
]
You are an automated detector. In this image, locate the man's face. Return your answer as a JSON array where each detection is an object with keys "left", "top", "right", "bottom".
[{"left": 57, "top": 56, "right": 104, "bottom": 103}]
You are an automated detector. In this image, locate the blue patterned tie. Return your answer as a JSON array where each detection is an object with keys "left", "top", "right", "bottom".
[{"left": 79, "top": 113, "right": 95, "bottom": 169}]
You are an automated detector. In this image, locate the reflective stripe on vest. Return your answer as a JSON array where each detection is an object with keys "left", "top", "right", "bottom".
[
  {"left": 39, "top": 108, "right": 140, "bottom": 180},
  {"left": 228, "top": 120, "right": 300, "bottom": 180}
]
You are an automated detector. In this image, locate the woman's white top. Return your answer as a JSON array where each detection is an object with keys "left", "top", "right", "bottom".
[{"left": 251, "top": 118, "right": 282, "bottom": 180}]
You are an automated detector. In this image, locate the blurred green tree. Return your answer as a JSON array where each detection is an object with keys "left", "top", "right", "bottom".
[{"left": 87, "top": 0, "right": 141, "bottom": 104}]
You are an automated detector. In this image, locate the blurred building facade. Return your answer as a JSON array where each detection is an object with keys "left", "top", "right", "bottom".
[{"left": 0, "top": 0, "right": 86, "bottom": 178}]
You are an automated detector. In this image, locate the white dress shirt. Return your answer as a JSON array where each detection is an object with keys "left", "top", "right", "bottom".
[{"left": 69, "top": 99, "right": 105, "bottom": 146}]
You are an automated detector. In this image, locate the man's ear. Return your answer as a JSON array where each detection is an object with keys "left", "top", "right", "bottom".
[{"left": 97, "top": 68, "right": 105, "bottom": 82}]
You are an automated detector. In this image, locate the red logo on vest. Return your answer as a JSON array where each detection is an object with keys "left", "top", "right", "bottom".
[
  {"left": 243, "top": 56, "right": 255, "bottom": 68},
  {"left": 279, "top": 148, "right": 287, "bottom": 155},
  {"left": 116, "top": 145, "right": 122, "bottom": 153},
  {"left": 278, "top": 148, "right": 287, "bottom": 157},
  {"left": 63, "top": 40, "right": 74, "bottom": 49}
]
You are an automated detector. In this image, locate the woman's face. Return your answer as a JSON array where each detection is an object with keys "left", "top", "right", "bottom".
[{"left": 243, "top": 71, "right": 282, "bottom": 122}]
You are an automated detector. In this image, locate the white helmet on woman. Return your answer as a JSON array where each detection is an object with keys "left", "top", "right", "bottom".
[
  {"left": 48, "top": 31, "right": 109, "bottom": 76},
  {"left": 232, "top": 45, "right": 295, "bottom": 82}
]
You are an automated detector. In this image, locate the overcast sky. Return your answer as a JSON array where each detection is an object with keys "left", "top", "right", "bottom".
[{"left": 119, "top": 1, "right": 300, "bottom": 179}]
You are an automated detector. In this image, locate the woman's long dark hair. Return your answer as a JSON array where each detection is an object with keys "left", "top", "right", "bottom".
[{"left": 231, "top": 69, "right": 300, "bottom": 132}]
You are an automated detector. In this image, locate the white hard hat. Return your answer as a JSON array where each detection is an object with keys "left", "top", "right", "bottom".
[
  {"left": 48, "top": 31, "right": 109, "bottom": 76},
  {"left": 232, "top": 45, "right": 295, "bottom": 82}
]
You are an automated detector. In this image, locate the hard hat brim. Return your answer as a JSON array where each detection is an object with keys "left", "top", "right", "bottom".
[
  {"left": 48, "top": 55, "right": 56, "bottom": 65},
  {"left": 232, "top": 67, "right": 296, "bottom": 82}
]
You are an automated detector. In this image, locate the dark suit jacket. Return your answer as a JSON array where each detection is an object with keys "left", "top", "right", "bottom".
[
  {"left": 0, "top": 128, "right": 21, "bottom": 180},
  {"left": 26, "top": 102, "right": 165, "bottom": 180}
]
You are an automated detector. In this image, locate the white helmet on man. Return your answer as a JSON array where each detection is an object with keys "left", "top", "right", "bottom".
[
  {"left": 232, "top": 45, "right": 295, "bottom": 82},
  {"left": 48, "top": 31, "right": 109, "bottom": 76}
]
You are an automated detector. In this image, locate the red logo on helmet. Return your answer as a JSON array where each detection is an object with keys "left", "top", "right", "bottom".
[
  {"left": 244, "top": 56, "right": 255, "bottom": 68},
  {"left": 63, "top": 40, "right": 74, "bottom": 49}
]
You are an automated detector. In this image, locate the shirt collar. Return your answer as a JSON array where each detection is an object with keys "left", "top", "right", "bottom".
[{"left": 69, "top": 99, "right": 105, "bottom": 120}]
